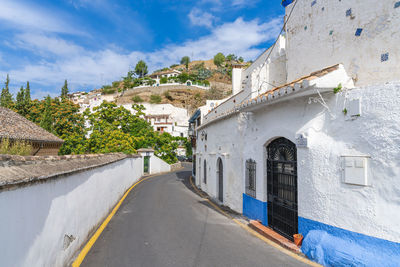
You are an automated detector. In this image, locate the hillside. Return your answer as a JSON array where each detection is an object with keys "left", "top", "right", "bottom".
[
  {"left": 95, "top": 55, "right": 249, "bottom": 111},
  {"left": 116, "top": 85, "right": 227, "bottom": 114}
]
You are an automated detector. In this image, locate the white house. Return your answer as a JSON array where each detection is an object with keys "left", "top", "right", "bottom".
[
  {"left": 124, "top": 103, "right": 189, "bottom": 138},
  {"left": 149, "top": 69, "right": 182, "bottom": 85},
  {"left": 193, "top": 0, "right": 400, "bottom": 266}
]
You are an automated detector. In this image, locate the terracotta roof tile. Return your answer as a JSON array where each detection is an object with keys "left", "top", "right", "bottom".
[
  {"left": 0, "top": 107, "right": 64, "bottom": 143},
  {"left": 263, "top": 64, "right": 340, "bottom": 96}
]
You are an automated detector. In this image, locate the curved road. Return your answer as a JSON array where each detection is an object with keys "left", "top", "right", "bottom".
[{"left": 81, "top": 164, "right": 309, "bottom": 267}]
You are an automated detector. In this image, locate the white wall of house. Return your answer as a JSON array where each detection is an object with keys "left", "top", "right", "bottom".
[
  {"left": 0, "top": 158, "right": 143, "bottom": 267},
  {"left": 196, "top": 82, "right": 400, "bottom": 244},
  {"left": 285, "top": 0, "right": 400, "bottom": 86},
  {"left": 124, "top": 103, "right": 189, "bottom": 137}
]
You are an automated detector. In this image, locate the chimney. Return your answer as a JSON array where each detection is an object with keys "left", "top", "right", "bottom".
[{"left": 232, "top": 64, "right": 244, "bottom": 95}]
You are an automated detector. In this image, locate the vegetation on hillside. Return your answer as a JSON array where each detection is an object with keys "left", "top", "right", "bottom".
[{"left": 98, "top": 52, "right": 245, "bottom": 99}]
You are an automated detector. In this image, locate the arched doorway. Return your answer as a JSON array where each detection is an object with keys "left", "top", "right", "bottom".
[
  {"left": 217, "top": 158, "right": 223, "bottom": 202},
  {"left": 266, "top": 137, "right": 298, "bottom": 241}
]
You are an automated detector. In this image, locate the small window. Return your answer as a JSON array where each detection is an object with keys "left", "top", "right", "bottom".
[
  {"left": 245, "top": 159, "right": 256, "bottom": 198},
  {"left": 204, "top": 159, "right": 207, "bottom": 184}
]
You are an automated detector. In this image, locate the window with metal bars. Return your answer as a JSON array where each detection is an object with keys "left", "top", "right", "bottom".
[{"left": 245, "top": 159, "right": 256, "bottom": 198}]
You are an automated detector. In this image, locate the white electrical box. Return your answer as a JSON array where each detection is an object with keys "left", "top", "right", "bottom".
[
  {"left": 342, "top": 156, "right": 370, "bottom": 186},
  {"left": 347, "top": 98, "right": 361, "bottom": 117}
]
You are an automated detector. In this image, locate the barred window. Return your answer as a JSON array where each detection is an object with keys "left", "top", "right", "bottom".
[{"left": 245, "top": 159, "right": 256, "bottom": 198}]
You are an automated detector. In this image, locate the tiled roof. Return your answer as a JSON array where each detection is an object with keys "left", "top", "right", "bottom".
[
  {"left": 199, "top": 64, "right": 349, "bottom": 129},
  {"left": 241, "top": 64, "right": 340, "bottom": 105},
  {"left": 0, "top": 107, "right": 64, "bottom": 143}
]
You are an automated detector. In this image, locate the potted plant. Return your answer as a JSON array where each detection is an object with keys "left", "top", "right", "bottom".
[{"left": 293, "top": 234, "right": 303, "bottom": 247}]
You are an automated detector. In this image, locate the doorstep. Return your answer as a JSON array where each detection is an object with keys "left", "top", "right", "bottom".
[{"left": 248, "top": 220, "right": 301, "bottom": 254}]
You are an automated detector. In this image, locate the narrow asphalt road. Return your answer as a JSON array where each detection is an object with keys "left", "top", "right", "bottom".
[{"left": 81, "top": 164, "right": 309, "bottom": 267}]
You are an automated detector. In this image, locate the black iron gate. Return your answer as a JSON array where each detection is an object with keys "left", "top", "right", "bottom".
[
  {"left": 217, "top": 158, "right": 223, "bottom": 202},
  {"left": 267, "top": 137, "right": 298, "bottom": 241}
]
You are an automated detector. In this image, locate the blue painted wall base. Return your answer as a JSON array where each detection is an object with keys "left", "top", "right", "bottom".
[
  {"left": 299, "top": 217, "right": 400, "bottom": 266},
  {"left": 242, "top": 194, "right": 267, "bottom": 226}
]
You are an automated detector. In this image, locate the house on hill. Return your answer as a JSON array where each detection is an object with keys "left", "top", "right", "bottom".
[
  {"left": 0, "top": 107, "right": 64, "bottom": 156},
  {"left": 191, "top": 0, "right": 400, "bottom": 266},
  {"left": 148, "top": 69, "right": 182, "bottom": 81}
]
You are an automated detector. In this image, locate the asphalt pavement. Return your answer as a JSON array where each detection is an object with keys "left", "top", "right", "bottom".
[{"left": 81, "top": 164, "right": 309, "bottom": 267}]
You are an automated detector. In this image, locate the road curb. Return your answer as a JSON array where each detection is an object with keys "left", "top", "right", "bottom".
[{"left": 188, "top": 176, "right": 321, "bottom": 267}]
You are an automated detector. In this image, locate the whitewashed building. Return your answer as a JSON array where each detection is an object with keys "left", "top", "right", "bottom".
[
  {"left": 194, "top": 0, "right": 400, "bottom": 266},
  {"left": 123, "top": 103, "right": 189, "bottom": 138}
]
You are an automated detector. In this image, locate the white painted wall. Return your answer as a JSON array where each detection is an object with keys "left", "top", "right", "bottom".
[
  {"left": 285, "top": 0, "right": 400, "bottom": 86},
  {"left": 124, "top": 103, "right": 189, "bottom": 137},
  {"left": 196, "top": 82, "right": 400, "bottom": 244},
  {"left": 232, "top": 67, "right": 243, "bottom": 95},
  {"left": 0, "top": 157, "right": 143, "bottom": 267},
  {"left": 150, "top": 155, "right": 171, "bottom": 174}
]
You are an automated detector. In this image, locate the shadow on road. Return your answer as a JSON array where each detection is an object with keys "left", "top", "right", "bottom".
[
  {"left": 175, "top": 168, "right": 199, "bottom": 196},
  {"left": 174, "top": 165, "right": 241, "bottom": 219}
]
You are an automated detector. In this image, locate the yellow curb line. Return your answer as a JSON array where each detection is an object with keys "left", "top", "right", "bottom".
[
  {"left": 189, "top": 176, "right": 321, "bottom": 267},
  {"left": 72, "top": 174, "right": 160, "bottom": 267}
]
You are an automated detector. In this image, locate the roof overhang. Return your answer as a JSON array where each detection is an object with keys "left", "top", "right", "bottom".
[
  {"left": 197, "top": 64, "right": 354, "bottom": 130},
  {"left": 189, "top": 109, "right": 201, "bottom": 123}
]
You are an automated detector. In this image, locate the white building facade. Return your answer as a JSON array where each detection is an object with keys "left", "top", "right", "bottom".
[
  {"left": 194, "top": 1, "right": 400, "bottom": 266},
  {"left": 124, "top": 103, "right": 189, "bottom": 138}
]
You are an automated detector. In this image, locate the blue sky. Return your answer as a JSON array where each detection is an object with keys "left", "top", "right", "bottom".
[{"left": 0, "top": 0, "right": 284, "bottom": 99}]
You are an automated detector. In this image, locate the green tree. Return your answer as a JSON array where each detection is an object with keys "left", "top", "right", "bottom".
[
  {"left": 61, "top": 80, "right": 69, "bottom": 100},
  {"left": 84, "top": 102, "right": 179, "bottom": 163},
  {"left": 40, "top": 96, "right": 53, "bottom": 132},
  {"left": 135, "top": 60, "right": 148, "bottom": 78},
  {"left": 15, "top": 86, "right": 25, "bottom": 114},
  {"left": 0, "top": 74, "right": 13, "bottom": 108},
  {"left": 25, "top": 81, "right": 31, "bottom": 107},
  {"left": 226, "top": 54, "right": 237, "bottom": 61},
  {"left": 213, "top": 53, "right": 226, "bottom": 67},
  {"left": 238, "top": 56, "right": 244, "bottom": 63},
  {"left": 180, "top": 56, "right": 190, "bottom": 70}
]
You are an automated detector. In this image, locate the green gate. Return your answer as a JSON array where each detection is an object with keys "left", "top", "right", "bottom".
[{"left": 144, "top": 156, "right": 150, "bottom": 174}]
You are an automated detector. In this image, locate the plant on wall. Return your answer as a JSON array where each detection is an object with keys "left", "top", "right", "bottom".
[{"left": 333, "top": 83, "right": 343, "bottom": 94}]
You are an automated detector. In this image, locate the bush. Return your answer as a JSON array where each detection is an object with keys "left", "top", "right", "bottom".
[
  {"left": 164, "top": 91, "right": 173, "bottom": 101},
  {"left": 205, "top": 86, "right": 224, "bottom": 99},
  {"left": 132, "top": 95, "right": 143, "bottom": 103},
  {"left": 112, "top": 81, "right": 120, "bottom": 87},
  {"left": 160, "top": 77, "right": 168, "bottom": 84},
  {"left": 150, "top": 94, "right": 162, "bottom": 104},
  {"left": 102, "top": 88, "right": 116, "bottom": 95},
  {"left": 0, "top": 138, "right": 32, "bottom": 155}
]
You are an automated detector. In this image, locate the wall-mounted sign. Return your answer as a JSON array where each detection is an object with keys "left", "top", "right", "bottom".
[{"left": 296, "top": 134, "right": 308, "bottom": 148}]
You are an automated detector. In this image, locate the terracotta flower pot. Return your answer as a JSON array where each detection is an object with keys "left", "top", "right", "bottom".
[{"left": 293, "top": 234, "right": 303, "bottom": 247}]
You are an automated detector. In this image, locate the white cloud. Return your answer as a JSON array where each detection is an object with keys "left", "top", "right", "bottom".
[
  {"left": 0, "top": 0, "right": 84, "bottom": 35},
  {"left": 1, "top": 17, "right": 282, "bottom": 94},
  {"left": 188, "top": 8, "right": 216, "bottom": 28},
  {"left": 14, "top": 33, "right": 84, "bottom": 57}
]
